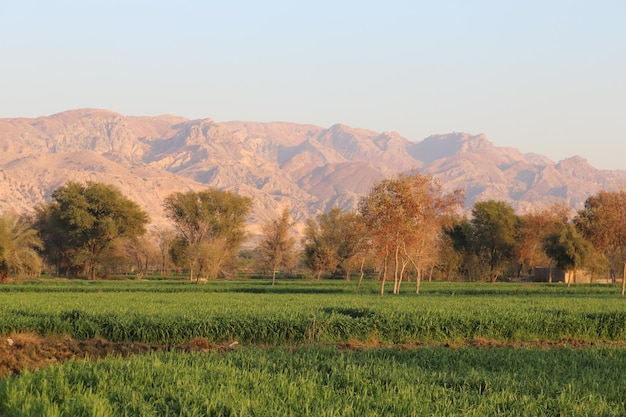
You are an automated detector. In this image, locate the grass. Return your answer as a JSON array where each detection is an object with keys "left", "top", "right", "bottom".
[
  {"left": 2, "top": 346, "right": 626, "bottom": 416},
  {"left": 1, "top": 280, "right": 625, "bottom": 344},
  {"left": 1, "top": 280, "right": 625, "bottom": 416}
]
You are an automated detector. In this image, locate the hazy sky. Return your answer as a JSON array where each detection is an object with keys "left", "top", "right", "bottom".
[{"left": 1, "top": 1, "right": 624, "bottom": 169}]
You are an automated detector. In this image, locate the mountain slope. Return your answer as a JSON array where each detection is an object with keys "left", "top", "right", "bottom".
[{"left": 1, "top": 109, "right": 625, "bottom": 232}]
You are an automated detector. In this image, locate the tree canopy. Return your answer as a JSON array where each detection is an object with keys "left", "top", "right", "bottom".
[
  {"left": 517, "top": 203, "right": 570, "bottom": 278},
  {"left": 359, "top": 172, "right": 463, "bottom": 294},
  {"left": 302, "top": 207, "right": 368, "bottom": 281},
  {"left": 575, "top": 190, "right": 626, "bottom": 294},
  {"left": 543, "top": 223, "right": 594, "bottom": 287},
  {"left": 40, "top": 181, "right": 149, "bottom": 279},
  {"left": 0, "top": 213, "right": 42, "bottom": 280},
  {"left": 163, "top": 189, "right": 252, "bottom": 280},
  {"left": 470, "top": 200, "right": 519, "bottom": 283},
  {"left": 258, "top": 208, "right": 297, "bottom": 285}
]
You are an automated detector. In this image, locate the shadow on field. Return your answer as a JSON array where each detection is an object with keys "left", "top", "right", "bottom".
[
  {"left": 321, "top": 307, "right": 376, "bottom": 318},
  {"left": 228, "top": 286, "right": 346, "bottom": 294}
]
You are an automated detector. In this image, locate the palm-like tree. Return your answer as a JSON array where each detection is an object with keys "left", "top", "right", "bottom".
[{"left": 0, "top": 214, "right": 43, "bottom": 280}]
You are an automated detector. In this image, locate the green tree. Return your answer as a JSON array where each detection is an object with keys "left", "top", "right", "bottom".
[
  {"left": 543, "top": 223, "right": 594, "bottom": 287},
  {"left": 258, "top": 208, "right": 297, "bottom": 285},
  {"left": 443, "top": 216, "right": 485, "bottom": 281},
  {"left": 163, "top": 189, "right": 252, "bottom": 280},
  {"left": 302, "top": 207, "right": 368, "bottom": 281},
  {"left": 470, "top": 200, "right": 519, "bottom": 283},
  {"left": 359, "top": 172, "right": 463, "bottom": 294},
  {"left": 47, "top": 181, "right": 149, "bottom": 280},
  {"left": 33, "top": 203, "right": 73, "bottom": 276},
  {"left": 0, "top": 213, "right": 43, "bottom": 281}
]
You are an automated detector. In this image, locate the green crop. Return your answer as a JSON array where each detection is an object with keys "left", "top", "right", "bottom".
[
  {"left": 0, "top": 281, "right": 625, "bottom": 345},
  {"left": 2, "top": 347, "right": 626, "bottom": 416}
]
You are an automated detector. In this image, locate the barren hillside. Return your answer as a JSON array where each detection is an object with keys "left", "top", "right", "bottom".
[{"left": 1, "top": 109, "right": 625, "bottom": 234}]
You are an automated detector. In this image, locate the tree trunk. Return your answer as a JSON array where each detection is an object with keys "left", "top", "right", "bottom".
[
  {"left": 428, "top": 266, "right": 434, "bottom": 282},
  {"left": 89, "top": 260, "right": 97, "bottom": 280},
  {"left": 415, "top": 269, "right": 422, "bottom": 294},
  {"left": 548, "top": 266, "right": 553, "bottom": 283},
  {"left": 272, "top": 268, "right": 277, "bottom": 286},
  {"left": 397, "top": 259, "right": 407, "bottom": 294},
  {"left": 622, "top": 262, "right": 625, "bottom": 296},
  {"left": 567, "top": 269, "right": 574, "bottom": 288},
  {"left": 381, "top": 248, "right": 389, "bottom": 295},
  {"left": 357, "top": 257, "right": 366, "bottom": 292},
  {"left": 393, "top": 245, "right": 400, "bottom": 294}
]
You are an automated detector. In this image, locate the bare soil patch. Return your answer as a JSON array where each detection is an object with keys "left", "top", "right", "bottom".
[
  {"left": 2, "top": 334, "right": 625, "bottom": 378},
  {"left": 0, "top": 334, "right": 237, "bottom": 378}
]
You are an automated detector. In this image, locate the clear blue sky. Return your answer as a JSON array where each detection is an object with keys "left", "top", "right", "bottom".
[{"left": 1, "top": 1, "right": 625, "bottom": 169}]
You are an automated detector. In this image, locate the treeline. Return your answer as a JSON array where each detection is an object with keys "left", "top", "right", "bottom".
[{"left": 1, "top": 173, "right": 626, "bottom": 294}]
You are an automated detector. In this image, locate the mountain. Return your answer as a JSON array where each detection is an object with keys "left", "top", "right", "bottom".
[{"left": 1, "top": 109, "right": 625, "bottom": 235}]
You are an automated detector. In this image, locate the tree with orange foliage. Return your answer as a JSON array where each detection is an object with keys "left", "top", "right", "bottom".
[
  {"left": 575, "top": 190, "right": 626, "bottom": 295},
  {"left": 359, "top": 172, "right": 463, "bottom": 295},
  {"left": 518, "top": 203, "right": 571, "bottom": 281}
]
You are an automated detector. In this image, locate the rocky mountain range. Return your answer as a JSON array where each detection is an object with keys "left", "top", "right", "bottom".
[{"left": 1, "top": 109, "right": 625, "bottom": 235}]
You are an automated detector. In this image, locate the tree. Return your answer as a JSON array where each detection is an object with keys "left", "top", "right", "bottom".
[
  {"left": 163, "top": 189, "right": 252, "bottom": 280},
  {"left": 470, "top": 200, "right": 519, "bottom": 283},
  {"left": 575, "top": 190, "right": 626, "bottom": 295},
  {"left": 258, "top": 208, "right": 296, "bottom": 285},
  {"left": 359, "top": 172, "right": 463, "bottom": 294},
  {"left": 543, "top": 223, "right": 594, "bottom": 287},
  {"left": 517, "top": 203, "right": 570, "bottom": 281},
  {"left": 33, "top": 203, "right": 74, "bottom": 277},
  {"left": 47, "top": 181, "right": 149, "bottom": 280},
  {"left": 0, "top": 213, "right": 43, "bottom": 281},
  {"left": 151, "top": 226, "right": 176, "bottom": 275},
  {"left": 444, "top": 216, "right": 485, "bottom": 282},
  {"left": 302, "top": 207, "right": 369, "bottom": 281}
]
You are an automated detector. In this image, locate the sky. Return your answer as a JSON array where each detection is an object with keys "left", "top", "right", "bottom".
[{"left": 1, "top": 1, "right": 625, "bottom": 169}]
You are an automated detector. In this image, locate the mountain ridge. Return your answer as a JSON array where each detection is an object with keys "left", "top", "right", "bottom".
[{"left": 1, "top": 109, "right": 625, "bottom": 233}]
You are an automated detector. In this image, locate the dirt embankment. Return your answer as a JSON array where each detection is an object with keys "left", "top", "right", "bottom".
[
  {"left": 2, "top": 334, "right": 624, "bottom": 378},
  {"left": 0, "top": 334, "right": 237, "bottom": 378}
]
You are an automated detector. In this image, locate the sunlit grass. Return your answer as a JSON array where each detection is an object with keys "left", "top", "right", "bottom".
[
  {"left": 0, "top": 281, "right": 625, "bottom": 344},
  {"left": 2, "top": 347, "right": 625, "bottom": 416}
]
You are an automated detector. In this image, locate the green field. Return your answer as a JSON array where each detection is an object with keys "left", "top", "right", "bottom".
[
  {"left": 3, "top": 347, "right": 626, "bottom": 416},
  {"left": 1, "top": 280, "right": 626, "bottom": 416},
  {"left": 1, "top": 280, "right": 625, "bottom": 344}
]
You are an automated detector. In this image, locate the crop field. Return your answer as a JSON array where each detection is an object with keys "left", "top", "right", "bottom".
[{"left": 1, "top": 280, "right": 626, "bottom": 416}]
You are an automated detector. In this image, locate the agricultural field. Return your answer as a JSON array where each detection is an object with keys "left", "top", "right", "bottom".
[{"left": 1, "top": 280, "right": 626, "bottom": 416}]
